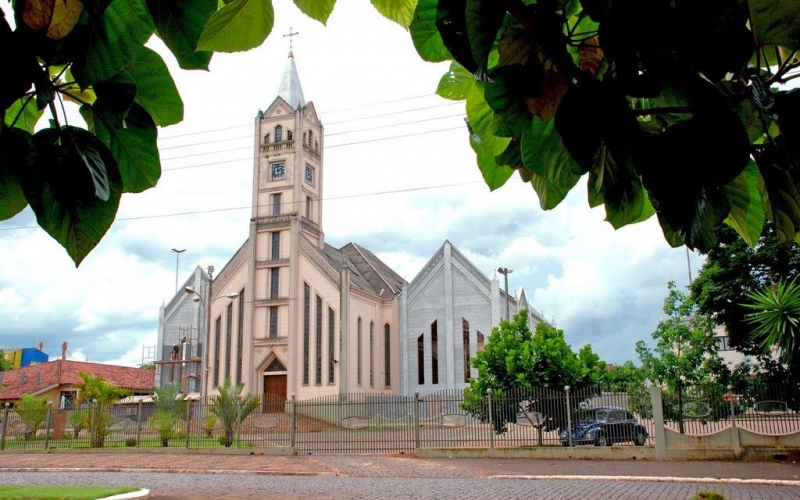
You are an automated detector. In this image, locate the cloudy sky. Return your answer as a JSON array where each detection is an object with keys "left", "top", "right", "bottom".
[{"left": 0, "top": 0, "right": 703, "bottom": 367}]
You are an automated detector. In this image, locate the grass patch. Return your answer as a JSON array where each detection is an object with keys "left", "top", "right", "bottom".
[{"left": 0, "top": 485, "right": 139, "bottom": 500}]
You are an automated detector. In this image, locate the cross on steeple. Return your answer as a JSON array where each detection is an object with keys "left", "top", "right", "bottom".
[{"left": 283, "top": 27, "right": 299, "bottom": 52}]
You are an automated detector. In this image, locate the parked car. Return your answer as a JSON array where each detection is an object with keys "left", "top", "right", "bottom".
[{"left": 560, "top": 407, "right": 648, "bottom": 446}]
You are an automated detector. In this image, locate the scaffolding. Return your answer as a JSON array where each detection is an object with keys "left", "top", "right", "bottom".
[{"left": 154, "top": 326, "right": 202, "bottom": 393}]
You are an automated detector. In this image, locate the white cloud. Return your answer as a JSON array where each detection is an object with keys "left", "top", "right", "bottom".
[{"left": 0, "top": 0, "right": 706, "bottom": 368}]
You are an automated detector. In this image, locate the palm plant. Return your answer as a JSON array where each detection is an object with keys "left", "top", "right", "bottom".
[
  {"left": 74, "top": 372, "right": 130, "bottom": 448},
  {"left": 15, "top": 394, "right": 50, "bottom": 440},
  {"left": 149, "top": 382, "right": 187, "bottom": 447},
  {"left": 210, "top": 378, "right": 259, "bottom": 447},
  {"left": 743, "top": 277, "right": 800, "bottom": 362}
]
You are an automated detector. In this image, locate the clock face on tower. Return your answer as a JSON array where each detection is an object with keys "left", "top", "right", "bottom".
[
  {"left": 305, "top": 165, "right": 314, "bottom": 184},
  {"left": 271, "top": 162, "right": 285, "bottom": 179}
]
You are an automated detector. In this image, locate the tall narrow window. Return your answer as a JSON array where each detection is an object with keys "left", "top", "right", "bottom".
[
  {"left": 305, "top": 196, "right": 312, "bottom": 219},
  {"left": 463, "top": 318, "right": 470, "bottom": 383},
  {"left": 357, "top": 318, "right": 363, "bottom": 386},
  {"left": 315, "top": 295, "right": 323, "bottom": 385},
  {"left": 236, "top": 289, "right": 244, "bottom": 384},
  {"left": 270, "top": 268, "right": 279, "bottom": 299},
  {"left": 287, "top": 129, "right": 293, "bottom": 140},
  {"left": 328, "top": 307, "right": 335, "bottom": 384},
  {"left": 225, "top": 303, "right": 233, "bottom": 383},
  {"left": 269, "top": 306, "right": 278, "bottom": 338},
  {"left": 308, "top": 130, "right": 313, "bottom": 146},
  {"left": 271, "top": 231, "right": 280, "bottom": 260},
  {"left": 431, "top": 320, "right": 439, "bottom": 385},
  {"left": 477, "top": 331, "right": 485, "bottom": 352},
  {"left": 417, "top": 334, "right": 424, "bottom": 385},
  {"left": 271, "top": 193, "right": 281, "bottom": 216},
  {"left": 369, "top": 321, "right": 374, "bottom": 388},
  {"left": 214, "top": 316, "right": 221, "bottom": 387},
  {"left": 275, "top": 124, "right": 282, "bottom": 141},
  {"left": 384, "top": 324, "right": 391, "bottom": 387},
  {"left": 303, "top": 283, "right": 310, "bottom": 385},
  {"left": 263, "top": 134, "right": 270, "bottom": 144}
]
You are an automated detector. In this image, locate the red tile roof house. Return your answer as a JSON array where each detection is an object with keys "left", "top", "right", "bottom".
[{"left": 0, "top": 359, "right": 155, "bottom": 408}]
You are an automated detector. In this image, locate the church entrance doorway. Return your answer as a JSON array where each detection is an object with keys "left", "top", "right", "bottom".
[{"left": 263, "top": 357, "right": 287, "bottom": 413}]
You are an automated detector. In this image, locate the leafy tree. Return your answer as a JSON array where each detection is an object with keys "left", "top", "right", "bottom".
[
  {"left": 636, "top": 281, "right": 728, "bottom": 433},
  {"left": 139, "top": 362, "right": 155, "bottom": 370},
  {"left": 74, "top": 371, "right": 130, "bottom": 447},
  {"left": 408, "top": 1, "right": 800, "bottom": 253},
  {"left": 691, "top": 223, "right": 800, "bottom": 353},
  {"left": 15, "top": 393, "right": 51, "bottom": 440},
  {"left": 0, "top": 350, "right": 12, "bottom": 372},
  {"left": 463, "top": 310, "right": 601, "bottom": 433},
  {"left": 210, "top": 378, "right": 259, "bottom": 447}
]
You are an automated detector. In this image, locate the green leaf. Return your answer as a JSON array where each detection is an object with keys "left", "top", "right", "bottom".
[
  {"left": 436, "top": 62, "right": 473, "bottom": 101},
  {"left": 83, "top": 103, "right": 161, "bottom": 193},
  {"left": 750, "top": 0, "right": 800, "bottom": 51},
  {"left": 466, "top": 82, "right": 513, "bottom": 190},
  {"left": 0, "top": 127, "right": 33, "bottom": 220},
  {"left": 196, "top": 0, "right": 274, "bottom": 53},
  {"left": 371, "top": 0, "right": 418, "bottom": 28},
  {"left": 409, "top": 0, "right": 451, "bottom": 62},
  {"left": 145, "top": 0, "right": 216, "bottom": 70},
  {"left": 465, "top": 0, "right": 505, "bottom": 71},
  {"left": 4, "top": 96, "right": 45, "bottom": 134},
  {"left": 71, "top": 0, "right": 156, "bottom": 88},
  {"left": 294, "top": 0, "right": 336, "bottom": 25},
  {"left": 24, "top": 126, "right": 122, "bottom": 266},
  {"left": 756, "top": 146, "right": 800, "bottom": 244},
  {"left": 724, "top": 159, "right": 765, "bottom": 247},
  {"left": 520, "top": 118, "right": 581, "bottom": 210},
  {"left": 93, "top": 71, "right": 138, "bottom": 129},
  {"left": 436, "top": 0, "right": 478, "bottom": 73},
  {"left": 126, "top": 46, "right": 184, "bottom": 126}
]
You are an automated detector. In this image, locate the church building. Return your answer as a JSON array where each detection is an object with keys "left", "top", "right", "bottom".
[{"left": 156, "top": 52, "right": 548, "bottom": 403}]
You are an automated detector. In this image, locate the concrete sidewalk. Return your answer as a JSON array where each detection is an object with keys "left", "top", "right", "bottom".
[{"left": 1, "top": 450, "right": 799, "bottom": 485}]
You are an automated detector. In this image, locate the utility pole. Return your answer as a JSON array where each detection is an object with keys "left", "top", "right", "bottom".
[
  {"left": 171, "top": 248, "right": 186, "bottom": 294},
  {"left": 497, "top": 267, "right": 513, "bottom": 321}
]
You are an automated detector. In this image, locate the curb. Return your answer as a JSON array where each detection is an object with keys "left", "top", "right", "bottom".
[
  {"left": 492, "top": 474, "right": 800, "bottom": 487},
  {"left": 0, "top": 467, "right": 337, "bottom": 477},
  {"left": 100, "top": 489, "right": 150, "bottom": 500}
]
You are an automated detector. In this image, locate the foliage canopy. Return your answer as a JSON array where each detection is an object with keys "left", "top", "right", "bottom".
[{"left": 5, "top": 0, "right": 800, "bottom": 265}]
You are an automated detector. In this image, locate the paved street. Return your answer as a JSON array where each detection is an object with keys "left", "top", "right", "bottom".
[{"left": 1, "top": 452, "right": 799, "bottom": 499}]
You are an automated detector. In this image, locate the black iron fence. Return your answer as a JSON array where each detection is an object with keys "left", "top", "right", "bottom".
[{"left": 2, "top": 382, "right": 798, "bottom": 454}]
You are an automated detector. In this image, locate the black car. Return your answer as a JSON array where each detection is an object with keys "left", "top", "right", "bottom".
[{"left": 560, "top": 407, "right": 648, "bottom": 446}]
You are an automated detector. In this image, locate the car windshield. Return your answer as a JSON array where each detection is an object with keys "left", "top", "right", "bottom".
[{"left": 593, "top": 410, "right": 609, "bottom": 422}]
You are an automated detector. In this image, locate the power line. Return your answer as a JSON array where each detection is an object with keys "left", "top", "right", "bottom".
[
  {"left": 161, "top": 124, "right": 466, "bottom": 169},
  {"left": 158, "top": 93, "right": 450, "bottom": 142},
  {"left": 0, "top": 180, "right": 486, "bottom": 231}
]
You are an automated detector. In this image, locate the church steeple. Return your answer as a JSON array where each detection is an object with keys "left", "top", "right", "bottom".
[{"left": 277, "top": 51, "right": 305, "bottom": 109}]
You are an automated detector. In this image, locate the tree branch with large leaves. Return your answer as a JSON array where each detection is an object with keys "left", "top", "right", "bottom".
[
  {"left": 0, "top": 0, "right": 416, "bottom": 266},
  {"left": 409, "top": 0, "right": 800, "bottom": 253},
  {"left": 6, "top": 0, "right": 800, "bottom": 265}
]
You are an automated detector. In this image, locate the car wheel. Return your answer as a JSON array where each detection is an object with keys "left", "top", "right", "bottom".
[
  {"left": 634, "top": 429, "right": 647, "bottom": 446},
  {"left": 594, "top": 434, "right": 608, "bottom": 447}
]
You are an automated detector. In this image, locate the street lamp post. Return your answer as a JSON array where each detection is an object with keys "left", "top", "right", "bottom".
[
  {"left": 185, "top": 270, "right": 238, "bottom": 399},
  {"left": 171, "top": 248, "right": 186, "bottom": 294},
  {"left": 497, "top": 267, "right": 513, "bottom": 321}
]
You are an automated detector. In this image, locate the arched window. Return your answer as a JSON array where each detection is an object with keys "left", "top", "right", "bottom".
[
  {"left": 308, "top": 130, "right": 313, "bottom": 146},
  {"left": 263, "top": 134, "right": 270, "bottom": 144},
  {"left": 275, "top": 125, "right": 283, "bottom": 142},
  {"left": 287, "top": 129, "right": 293, "bottom": 140}
]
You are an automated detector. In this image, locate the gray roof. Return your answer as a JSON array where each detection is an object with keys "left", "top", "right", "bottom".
[
  {"left": 320, "top": 242, "right": 407, "bottom": 299},
  {"left": 277, "top": 51, "right": 305, "bottom": 109}
]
